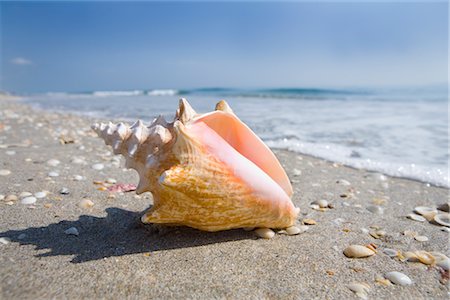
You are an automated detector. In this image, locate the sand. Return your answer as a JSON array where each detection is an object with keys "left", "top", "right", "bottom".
[{"left": 0, "top": 97, "right": 448, "bottom": 299}]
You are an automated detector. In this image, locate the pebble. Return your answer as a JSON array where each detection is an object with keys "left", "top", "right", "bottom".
[
  {"left": 19, "top": 192, "right": 33, "bottom": 199},
  {"left": 92, "top": 163, "right": 104, "bottom": 170},
  {"left": 46, "top": 159, "right": 60, "bottom": 167},
  {"left": 347, "top": 282, "right": 370, "bottom": 299},
  {"left": 48, "top": 171, "right": 59, "bottom": 177},
  {"left": 59, "top": 187, "right": 70, "bottom": 195},
  {"left": 64, "top": 227, "right": 79, "bottom": 236},
  {"left": 106, "top": 178, "right": 117, "bottom": 184},
  {"left": 79, "top": 199, "right": 94, "bottom": 209},
  {"left": 414, "top": 235, "right": 429, "bottom": 242},
  {"left": 366, "top": 205, "right": 384, "bottom": 215},
  {"left": 34, "top": 191, "right": 47, "bottom": 199},
  {"left": 255, "top": 228, "right": 275, "bottom": 239},
  {"left": 0, "top": 169, "right": 11, "bottom": 176},
  {"left": 6, "top": 150, "right": 16, "bottom": 155},
  {"left": 344, "top": 245, "right": 376, "bottom": 258},
  {"left": 0, "top": 237, "right": 11, "bottom": 245},
  {"left": 407, "top": 213, "right": 426, "bottom": 222},
  {"left": 383, "top": 248, "right": 398, "bottom": 257},
  {"left": 73, "top": 175, "right": 84, "bottom": 181},
  {"left": 21, "top": 196, "right": 37, "bottom": 205},
  {"left": 385, "top": 271, "right": 412, "bottom": 286}
]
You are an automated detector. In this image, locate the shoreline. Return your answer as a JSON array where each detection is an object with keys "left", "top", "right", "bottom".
[
  {"left": 0, "top": 97, "right": 449, "bottom": 299},
  {"left": 13, "top": 95, "right": 449, "bottom": 189}
]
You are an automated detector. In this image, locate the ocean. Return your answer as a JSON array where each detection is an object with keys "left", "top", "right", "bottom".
[{"left": 20, "top": 87, "right": 449, "bottom": 187}]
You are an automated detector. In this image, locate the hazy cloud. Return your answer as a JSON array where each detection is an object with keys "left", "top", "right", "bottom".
[{"left": 11, "top": 57, "right": 32, "bottom": 65}]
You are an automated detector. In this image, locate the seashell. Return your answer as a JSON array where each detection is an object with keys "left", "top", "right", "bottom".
[
  {"left": 430, "top": 252, "right": 450, "bottom": 271},
  {"left": 255, "top": 228, "right": 275, "bottom": 239},
  {"left": 414, "top": 235, "right": 428, "bottom": 242},
  {"left": 437, "top": 203, "right": 449, "bottom": 212},
  {"left": 343, "top": 245, "right": 376, "bottom": 258},
  {"left": 92, "top": 99, "right": 298, "bottom": 232},
  {"left": 414, "top": 251, "right": 435, "bottom": 265},
  {"left": 347, "top": 282, "right": 370, "bottom": 299},
  {"left": 406, "top": 213, "right": 426, "bottom": 222},
  {"left": 382, "top": 248, "right": 398, "bottom": 258},
  {"left": 385, "top": 271, "right": 412, "bottom": 286},
  {"left": 414, "top": 206, "right": 437, "bottom": 221},
  {"left": 402, "top": 251, "right": 419, "bottom": 262},
  {"left": 285, "top": 225, "right": 301, "bottom": 235},
  {"left": 311, "top": 199, "right": 328, "bottom": 208},
  {"left": 434, "top": 213, "right": 450, "bottom": 227},
  {"left": 366, "top": 205, "right": 384, "bottom": 215}
]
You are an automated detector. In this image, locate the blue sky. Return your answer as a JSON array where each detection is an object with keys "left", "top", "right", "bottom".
[{"left": 1, "top": 2, "right": 448, "bottom": 93}]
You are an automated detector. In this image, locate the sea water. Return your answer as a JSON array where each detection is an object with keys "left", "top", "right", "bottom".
[{"left": 21, "top": 87, "right": 449, "bottom": 187}]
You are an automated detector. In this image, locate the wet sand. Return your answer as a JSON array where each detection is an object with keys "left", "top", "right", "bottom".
[{"left": 0, "top": 97, "right": 448, "bottom": 299}]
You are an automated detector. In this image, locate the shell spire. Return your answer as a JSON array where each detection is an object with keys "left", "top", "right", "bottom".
[{"left": 92, "top": 99, "right": 298, "bottom": 232}]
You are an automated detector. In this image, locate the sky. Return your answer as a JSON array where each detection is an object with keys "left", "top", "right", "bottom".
[{"left": 0, "top": 1, "right": 448, "bottom": 93}]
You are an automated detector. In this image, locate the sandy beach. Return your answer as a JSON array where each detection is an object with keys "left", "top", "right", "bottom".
[{"left": 0, "top": 97, "right": 448, "bottom": 299}]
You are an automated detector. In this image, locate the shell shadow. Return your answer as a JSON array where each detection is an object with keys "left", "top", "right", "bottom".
[{"left": 0, "top": 207, "right": 255, "bottom": 263}]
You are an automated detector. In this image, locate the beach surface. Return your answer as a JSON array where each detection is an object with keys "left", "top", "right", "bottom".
[{"left": 0, "top": 97, "right": 448, "bottom": 299}]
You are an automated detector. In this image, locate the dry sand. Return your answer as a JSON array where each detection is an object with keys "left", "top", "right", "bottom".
[{"left": 0, "top": 97, "right": 449, "bottom": 299}]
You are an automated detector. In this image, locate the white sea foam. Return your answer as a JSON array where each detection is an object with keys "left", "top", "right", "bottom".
[
  {"left": 265, "top": 138, "right": 449, "bottom": 187},
  {"left": 93, "top": 90, "right": 144, "bottom": 97},
  {"left": 146, "top": 89, "right": 178, "bottom": 96}
]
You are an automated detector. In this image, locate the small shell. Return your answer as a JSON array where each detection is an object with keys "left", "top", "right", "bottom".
[
  {"left": 302, "top": 218, "right": 316, "bottom": 225},
  {"left": 430, "top": 252, "right": 450, "bottom": 271},
  {"left": 347, "top": 282, "right": 370, "bottom": 299},
  {"left": 382, "top": 248, "right": 398, "bottom": 258},
  {"left": 369, "top": 230, "right": 386, "bottom": 239},
  {"left": 406, "top": 213, "right": 426, "bottom": 222},
  {"left": 375, "top": 275, "right": 392, "bottom": 286},
  {"left": 414, "top": 235, "right": 429, "bottom": 242},
  {"left": 437, "top": 203, "right": 449, "bottom": 212},
  {"left": 255, "top": 228, "right": 275, "bottom": 239},
  {"left": 415, "top": 251, "right": 435, "bottom": 265},
  {"left": 312, "top": 199, "right": 328, "bottom": 208},
  {"left": 403, "top": 251, "right": 419, "bottom": 262},
  {"left": 385, "top": 271, "right": 412, "bottom": 286},
  {"left": 21, "top": 196, "right": 37, "bottom": 205},
  {"left": 414, "top": 206, "right": 437, "bottom": 221},
  {"left": 64, "top": 227, "right": 79, "bottom": 236},
  {"left": 19, "top": 192, "right": 33, "bottom": 199},
  {"left": 285, "top": 226, "right": 302, "bottom": 235},
  {"left": 434, "top": 213, "right": 450, "bottom": 227},
  {"left": 344, "top": 245, "right": 376, "bottom": 258},
  {"left": 366, "top": 205, "right": 384, "bottom": 215},
  {"left": 79, "top": 199, "right": 94, "bottom": 209}
]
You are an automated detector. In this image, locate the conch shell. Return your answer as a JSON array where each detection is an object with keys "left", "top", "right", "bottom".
[{"left": 92, "top": 99, "right": 298, "bottom": 232}]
